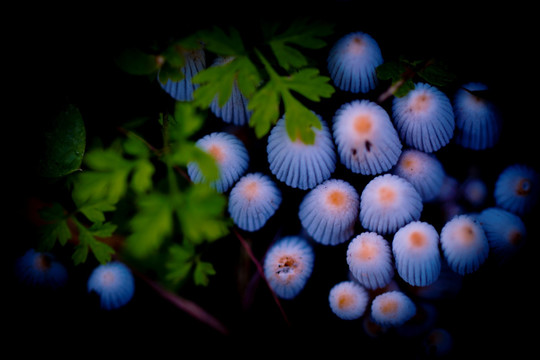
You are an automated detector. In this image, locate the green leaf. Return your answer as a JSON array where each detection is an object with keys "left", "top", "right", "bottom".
[
  {"left": 72, "top": 222, "right": 116, "bottom": 265},
  {"left": 72, "top": 144, "right": 146, "bottom": 208},
  {"left": 177, "top": 184, "right": 229, "bottom": 244},
  {"left": 283, "top": 93, "right": 322, "bottom": 145},
  {"left": 196, "top": 26, "right": 246, "bottom": 56},
  {"left": 88, "top": 239, "right": 115, "bottom": 264},
  {"left": 158, "top": 61, "right": 184, "bottom": 85},
  {"left": 270, "top": 41, "right": 307, "bottom": 71},
  {"left": 165, "top": 243, "right": 195, "bottom": 284},
  {"left": 39, "top": 202, "right": 66, "bottom": 222},
  {"left": 123, "top": 134, "right": 150, "bottom": 157},
  {"left": 247, "top": 81, "right": 281, "bottom": 138},
  {"left": 267, "top": 18, "right": 333, "bottom": 71},
  {"left": 193, "top": 58, "right": 236, "bottom": 107},
  {"left": 161, "top": 44, "right": 186, "bottom": 68},
  {"left": 72, "top": 170, "right": 130, "bottom": 207},
  {"left": 38, "top": 104, "right": 86, "bottom": 178},
  {"left": 187, "top": 146, "right": 220, "bottom": 182},
  {"left": 169, "top": 142, "right": 219, "bottom": 183},
  {"left": 284, "top": 68, "right": 334, "bottom": 101},
  {"left": 233, "top": 56, "right": 261, "bottom": 99},
  {"left": 193, "top": 260, "right": 216, "bottom": 286},
  {"left": 38, "top": 203, "right": 72, "bottom": 250},
  {"left": 114, "top": 48, "right": 159, "bottom": 75},
  {"left": 170, "top": 102, "right": 205, "bottom": 139},
  {"left": 192, "top": 56, "right": 261, "bottom": 109},
  {"left": 125, "top": 193, "right": 174, "bottom": 258},
  {"left": 78, "top": 201, "right": 116, "bottom": 223},
  {"left": 40, "top": 220, "right": 72, "bottom": 251},
  {"left": 394, "top": 79, "right": 416, "bottom": 98},
  {"left": 417, "top": 61, "right": 455, "bottom": 87},
  {"left": 376, "top": 61, "right": 406, "bottom": 81},
  {"left": 131, "top": 159, "right": 155, "bottom": 194},
  {"left": 88, "top": 221, "right": 117, "bottom": 237},
  {"left": 84, "top": 147, "right": 131, "bottom": 172},
  {"left": 72, "top": 243, "right": 89, "bottom": 265},
  {"left": 248, "top": 51, "right": 333, "bottom": 142}
]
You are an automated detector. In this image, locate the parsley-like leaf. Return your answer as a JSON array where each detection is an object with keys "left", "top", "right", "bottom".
[
  {"left": 72, "top": 221, "right": 116, "bottom": 265},
  {"left": 177, "top": 184, "right": 230, "bottom": 245},
  {"left": 267, "top": 18, "right": 333, "bottom": 71},
  {"left": 165, "top": 243, "right": 196, "bottom": 285},
  {"left": 249, "top": 50, "right": 334, "bottom": 144},
  {"left": 193, "top": 260, "right": 216, "bottom": 286},
  {"left": 125, "top": 192, "right": 174, "bottom": 258}
]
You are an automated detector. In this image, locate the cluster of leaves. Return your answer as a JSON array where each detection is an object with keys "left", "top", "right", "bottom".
[
  {"left": 37, "top": 102, "right": 228, "bottom": 287},
  {"left": 115, "top": 18, "right": 336, "bottom": 144},
  {"left": 36, "top": 19, "right": 338, "bottom": 290},
  {"left": 376, "top": 56, "right": 456, "bottom": 98},
  {"left": 36, "top": 19, "right": 461, "bottom": 292}
]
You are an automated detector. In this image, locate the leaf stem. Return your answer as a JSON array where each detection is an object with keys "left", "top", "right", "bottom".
[
  {"left": 117, "top": 122, "right": 191, "bottom": 182},
  {"left": 376, "top": 58, "right": 435, "bottom": 104},
  {"left": 134, "top": 268, "right": 229, "bottom": 335},
  {"left": 116, "top": 126, "right": 160, "bottom": 155},
  {"left": 233, "top": 228, "right": 290, "bottom": 326}
]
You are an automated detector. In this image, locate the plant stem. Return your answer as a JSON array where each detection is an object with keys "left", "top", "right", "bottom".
[
  {"left": 116, "top": 126, "right": 160, "bottom": 154},
  {"left": 233, "top": 228, "right": 290, "bottom": 326},
  {"left": 135, "top": 269, "right": 229, "bottom": 335}
]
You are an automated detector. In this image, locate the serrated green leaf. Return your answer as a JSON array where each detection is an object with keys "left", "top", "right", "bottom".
[
  {"left": 166, "top": 260, "right": 193, "bottom": 284},
  {"left": 168, "top": 242, "right": 195, "bottom": 262},
  {"left": 207, "top": 59, "right": 236, "bottom": 106},
  {"left": 191, "top": 63, "right": 233, "bottom": 108},
  {"left": 114, "top": 48, "right": 159, "bottom": 75},
  {"left": 376, "top": 61, "right": 406, "bottom": 81},
  {"left": 72, "top": 170, "right": 130, "bottom": 207},
  {"left": 193, "top": 260, "right": 215, "bottom": 286},
  {"left": 161, "top": 44, "right": 186, "bottom": 68},
  {"left": 38, "top": 202, "right": 66, "bottom": 222},
  {"left": 394, "top": 79, "right": 416, "bottom": 98},
  {"left": 177, "top": 184, "right": 229, "bottom": 244},
  {"left": 72, "top": 221, "right": 116, "bottom": 265},
  {"left": 417, "top": 61, "right": 455, "bottom": 87},
  {"left": 267, "top": 18, "right": 334, "bottom": 71},
  {"left": 123, "top": 134, "right": 150, "bottom": 157},
  {"left": 125, "top": 193, "right": 174, "bottom": 258},
  {"left": 192, "top": 56, "right": 260, "bottom": 109},
  {"left": 233, "top": 56, "right": 261, "bottom": 99},
  {"left": 158, "top": 62, "right": 184, "bottom": 85},
  {"left": 88, "top": 239, "right": 115, "bottom": 264},
  {"left": 196, "top": 26, "right": 246, "bottom": 56},
  {"left": 38, "top": 104, "right": 86, "bottom": 178},
  {"left": 247, "top": 82, "right": 280, "bottom": 138},
  {"left": 249, "top": 51, "right": 332, "bottom": 142},
  {"left": 271, "top": 41, "right": 308, "bottom": 71},
  {"left": 165, "top": 243, "right": 196, "bottom": 284},
  {"left": 284, "top": 68, "right": 334, "bottom": 101},
  {"left": 72, "top": 243, "right": 89, "bottom": 265},
  {"left": 78, "top": 201, "right": 116, "bottom": 223},
  {"left": 171, "top": 102, "right": 205, "bottom": 139},
  {"left": 84, "top": 148, "right": 131, "bottom": 172},
  {"left": 39, "top": 220, "right": 72, "bottom": 250},
  {"left": 88, "top": 221, "right": 117, "bottom": 237},
  {"left": 131, "top": 159, "right": 155, "bottom": 194},
  {"left": 170, "top": 142, "right": 219, "bottom": 182},
  {"left": 72, "top": 146, "right": 135, "bottom": 207},
  {"left": 189, "top": 146, "right": 220, "bottom": 182},
  {"left": 283, "top": 93, "right": 321, "bottom": 145}
]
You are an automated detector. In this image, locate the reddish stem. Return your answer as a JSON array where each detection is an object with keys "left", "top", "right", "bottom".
[
  {"left": 233, "top": 228, "right": 290, "bottom": 326},
  {"left": 135, "top": 269, "right": 229, "bottom": 335}
]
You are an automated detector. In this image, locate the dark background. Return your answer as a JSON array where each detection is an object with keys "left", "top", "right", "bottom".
[{"left": 11, "top": 2, "right": 539, "bottom": 357}]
